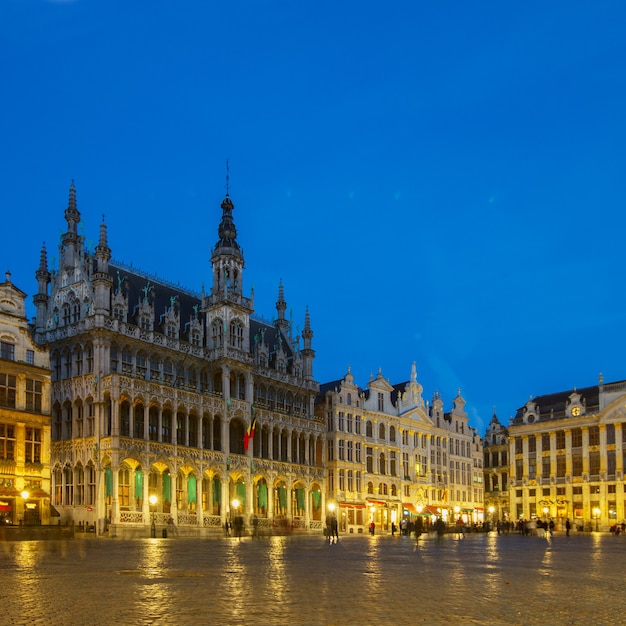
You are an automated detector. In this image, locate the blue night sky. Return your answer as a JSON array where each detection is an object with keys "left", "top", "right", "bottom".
[{"left": 2, "top": 1, "right": 626, "bottom": 433}]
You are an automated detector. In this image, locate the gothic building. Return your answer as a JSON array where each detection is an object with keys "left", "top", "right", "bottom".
[
  {"left": 33, "top": 183, "right": 325, "bottom": 537},
  {"left": 0, "top": 272, "right": 52, "bottom": 527},
  {"left": 315, "top": 364, "right": 484, "bottom": 534}
]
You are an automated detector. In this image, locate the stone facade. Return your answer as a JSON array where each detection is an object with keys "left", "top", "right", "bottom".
[
  {"left": 33, "top": 183, "right": 324, "bottom": 537},
  {"left": 0, "top": 272, "right": 52, "bottom": 526},
  {"left": 507, "top": 376, "right": 626, "bottom": 531},
  {"left": 482, "top": 411, "right": 510, "bottom": 524},
  {"left": 315, "top": 363, "right": 484, "bottom": 534}
]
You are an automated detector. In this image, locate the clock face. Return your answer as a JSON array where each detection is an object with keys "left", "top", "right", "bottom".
[{"left": 571, "top": 406, "right": 581, "bottom": 416}]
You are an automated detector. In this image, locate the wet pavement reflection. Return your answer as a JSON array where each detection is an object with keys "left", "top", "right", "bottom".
[{"left": 1, "top": 532, "right": 626, "bottom": 624}]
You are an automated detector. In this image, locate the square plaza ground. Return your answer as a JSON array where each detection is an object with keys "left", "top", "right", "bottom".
[{"left": 1, "top": 532, "right": 624, "bottom": 625}]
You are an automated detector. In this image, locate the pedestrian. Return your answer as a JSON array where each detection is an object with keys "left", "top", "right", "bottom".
[
  {"left": 369, "top": 521, "right": 375, "bottom": 536},
  {"left": 233, "top": 515, "right": 244, "bottom": 540},
  {"left": 415, "top": 516, "right": 424, "bottom": 540},
  {"left": 391, "top": 522, "right": 396, "bottom": 536},
  {"left": 565, "top": 518, "right": 571, "bottom": 537},
  {"left": 331, "top": 514, "right": 339, "bottom": 544},
  {"left": 456, "top": 517, "right": 465, "bottom": 539},
  {"left": 435, "top": 517, "right": 445, "bottom": 540},
  {"left": 549, "top": 519, "right": 555, "bottom": 536}
]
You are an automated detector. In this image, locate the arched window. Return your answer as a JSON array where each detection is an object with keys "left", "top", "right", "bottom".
[
  {"left": 162, "top": 409, "right": 172, "bottom": 443},
  {"left": 120, "top": 401, "right": 131, "bottom": 437},
  {"left": 149, "top": 406, "right": 158, "bottom": 441},
  {"left": 379, "top": 423, "right": 386, "bottom": 441},
  {"left": 134, "top": 403, "right": 145, "bottom": 439},
  {"left": 229, "top": 319, "right": 244, "bottom": 350},
  {"left": 212, "top": 320, "right": 223, "bottom": 348},
  {"left": 213, "top": 416, "right": 222, "bottom": 451},
  {"left": 389, "top": 425, "right": 396, "bottom": 443},
  {"left": 366, "top": 421, "right": 373, "bottom": 438},
  {"left": 118, "top": 466, "right": 130, "bottom": 508}
]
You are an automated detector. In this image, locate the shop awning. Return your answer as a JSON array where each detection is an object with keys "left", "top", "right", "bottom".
[
  {"left": 421, "top": 505, "right": 444, "bottom": 515},
  {"left": 402, "top": 503, "right": 418, "bottom": 514},
  {"left": 339, "top": 503, "right": 366, "bottom": 509},
  {"left": 366, "top": 499, "right": 386, "bottom": 506}
]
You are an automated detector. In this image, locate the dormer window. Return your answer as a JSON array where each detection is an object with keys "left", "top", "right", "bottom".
[{"left": 191, "top": 329, "right": 201, "bottom": 346}]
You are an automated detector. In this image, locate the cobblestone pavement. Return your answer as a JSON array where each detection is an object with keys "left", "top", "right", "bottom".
[{"left": 1, "top": 531, "right": 625, "bottom": 625}]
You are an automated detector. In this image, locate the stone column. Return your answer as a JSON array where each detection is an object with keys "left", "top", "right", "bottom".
[
  {"left": 196, "top": 476, "right": 203, "bottom": 528},
  {"left": 581, "top": 427, "right": 589, "bottom": 475}
]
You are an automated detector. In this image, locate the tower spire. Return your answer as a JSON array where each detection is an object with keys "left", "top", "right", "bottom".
[
  {"left": 65, "top": 179, "right": 80, "bottom": 234},
  {"left": 275, "top": 279, "right": 289, "bottom": 332},
  {"left": 301, "top": 306, "right": 315, "bottom": 381}
]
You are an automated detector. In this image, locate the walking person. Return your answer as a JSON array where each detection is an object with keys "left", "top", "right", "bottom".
[
  {"left": 565, "top": 518, "right": 571, "bottom": 537},
  {"left": 331, "top": 514, "right": 339, "bottom": 544}
]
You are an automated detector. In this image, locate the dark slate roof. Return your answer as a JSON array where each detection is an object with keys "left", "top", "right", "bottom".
[
  {"left": 511, "top": 383, "right": 604, "bottom": 423},
  {"left": 109, "top": 262, "right": 291, "bottom": 358},
  {"left": 110, "top": 262, "right": 202, "bottom": 333},
  {"left": 391, "top": 381, "right": 409, "bottom": 405}
]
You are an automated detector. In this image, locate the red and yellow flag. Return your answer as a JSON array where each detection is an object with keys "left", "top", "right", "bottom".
[{"left": 244, "top": 418, "right": 257, "bottom": 451}]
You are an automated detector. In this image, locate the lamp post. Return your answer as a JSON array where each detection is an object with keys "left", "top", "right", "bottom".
[
  {"left": 21, "top": 490, "right": 29, "bottom": 527},
  {"left": 327, "top": 502, "right": 336, "bottom": 542},
  {"left": 593, "top": 507, "right": 601, "bottom": 532},
  {"left": 149, "top": 495, "right": 157, "bottom": 538}
]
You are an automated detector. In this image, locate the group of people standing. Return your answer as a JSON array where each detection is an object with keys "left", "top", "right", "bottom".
[{"left": 325, "top": 513, "right": 339, "bottom": 543}]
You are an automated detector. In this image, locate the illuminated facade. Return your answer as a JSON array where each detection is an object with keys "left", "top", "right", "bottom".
[
  {"left": 482, "top": 412, "right": 510, "bottom": 524},
  {"left": 507, "top": 377, "right": 626, "bottom": 531},
  {"left": 316, "top": 364, "right": 484, "bottom": 534},
  {"left": 33, "top": 183, "right": 324, "bottom": 537},
  {"left": 0, "top": 273, "right": 51, "bottom": 526}
]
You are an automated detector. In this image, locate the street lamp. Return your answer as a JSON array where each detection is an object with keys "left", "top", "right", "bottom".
[
  {"left": 593, "top": 507, "right": 601, "bottom": 532},
  {"left": 149, "top": 495, "right": 157, "bottom": 538},
  {"left": 543, "top": 506, "right": 549, "bottom": 520},
  {"left": 21, "top": 490, "right": 29, "bottom": 527}
]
